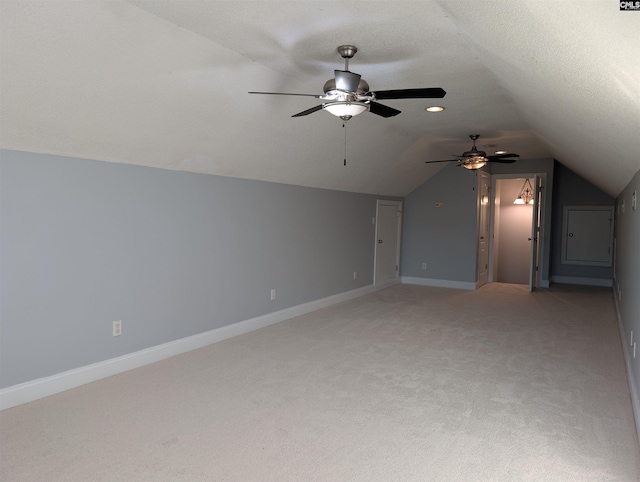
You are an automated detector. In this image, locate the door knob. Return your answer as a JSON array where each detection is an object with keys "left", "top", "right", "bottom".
[
  {"left": 378, "top": 239, "right": 383, "bottom": 243},
  {"left": 569, "top": 233, "right": 574, "bottom": 237}
]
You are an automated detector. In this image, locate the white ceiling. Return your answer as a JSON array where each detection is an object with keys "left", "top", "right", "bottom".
[{"left": 1, "top": 1, "right": 638, "bottom": 197}]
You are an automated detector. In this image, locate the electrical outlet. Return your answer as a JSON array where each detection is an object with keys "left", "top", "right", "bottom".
[
  {"left": 353, "top": 271, "right": 357, "bottom": 280},
  {"left": 270, "top": 289, "right": 276, "bottom": 301},
  {"left": 113, "top": 320, "right": 122, "bottom": 337},
  {"left": 421, "top": 263, "right": 427, "bottom": 270}
]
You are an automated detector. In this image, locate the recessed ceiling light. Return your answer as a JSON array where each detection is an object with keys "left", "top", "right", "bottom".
[
  {"left": 425, "top": 106, "right": 444, "bottom": 112},
  {"left": 495, "top": 150, "right": 507, "bottom": 155}
]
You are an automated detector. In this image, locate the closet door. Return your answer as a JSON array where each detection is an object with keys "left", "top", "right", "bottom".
[{"left": 561, "top": 206, "right": 614, "bottom": 267}]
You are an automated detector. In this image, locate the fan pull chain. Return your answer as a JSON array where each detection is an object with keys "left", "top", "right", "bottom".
[{"left": 343, "top": 122, "right": 347, "bottom": 166}]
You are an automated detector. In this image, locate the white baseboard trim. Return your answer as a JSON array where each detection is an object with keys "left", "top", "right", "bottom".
[
  {"left": 613, "top": 286, "right": 640, "bottom": 444},
  {"left": 550, "top": 276, "right": 613, "bottom": 287},
  {"left": 0, "top": 284, "right": 379, "bottom": 411},
  {"left": 401, "top": 276, "right": 476, "bottom": 290}
]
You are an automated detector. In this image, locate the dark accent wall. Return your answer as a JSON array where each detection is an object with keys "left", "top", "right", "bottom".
[{"left": 550, "top": 160, "right": 615, "bottom": 281}]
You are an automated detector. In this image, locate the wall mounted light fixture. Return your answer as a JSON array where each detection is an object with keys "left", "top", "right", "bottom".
[{"left": 514, "top": 178, "right": 534, "bottom": 205}]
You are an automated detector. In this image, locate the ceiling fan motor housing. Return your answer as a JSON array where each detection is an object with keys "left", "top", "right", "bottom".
[
  {"left": 323, "top": 78, "right": 370, "bottom": 96},
  {"left": 463, "top": 148, "right": 487, "bottom": 157}
]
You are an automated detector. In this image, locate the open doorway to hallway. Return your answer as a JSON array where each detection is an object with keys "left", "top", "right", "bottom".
[{"left": 492, "top": 178, "right": 535, "bottom": 285}]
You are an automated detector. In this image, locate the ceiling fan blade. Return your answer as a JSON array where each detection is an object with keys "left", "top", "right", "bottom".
[
  {"left": 486, "top": 158, "right": 518, "bottom": 164},
  {"left": 372, "top": 88, "right": 446, "bottom": 100},
  {"left": 369, "top": 102, "right": 401, "bottom": 118},
  {"left": 249, "top": 91, "right": 321, "bottom": 98},
  {"left": 487, "top": 153, "right": 520, "bottom": 159},
  {"left": 334, "top": 70, "right": 361, "bottom": 92},
  {"left": 291, "top": 104, "right": 323, "bottom": 117},
  {"left": 425, "top": 159, "right": 458, "bottom": 164}
]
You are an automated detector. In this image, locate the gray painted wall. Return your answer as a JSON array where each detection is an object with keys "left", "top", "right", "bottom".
[
  {"left": 0, "top": 150, "right": 379, "bottom": 388},
  {"left": 615, "top": 167, "right": 640, "bottom": 427},
  {"left": 401, "top": 159, "right": 555, "bottom": 286},
  {"left": 550, "top": 161, "right": 615, "bottom": 281},
  {"left": 401, "top": 165, "right": 478, "bottom": 282}
]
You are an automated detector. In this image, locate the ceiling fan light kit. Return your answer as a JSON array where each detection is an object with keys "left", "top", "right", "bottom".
[
  {"left": 462, "top": 158, "right": 486, "bottom": 170},
  {"left": 323, "top": 101, "right": 369, "bottom": 120}
]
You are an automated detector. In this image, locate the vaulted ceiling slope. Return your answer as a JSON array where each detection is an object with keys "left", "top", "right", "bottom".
[{"left": 1, "top": 1, "right": 638, "bottom": 197}]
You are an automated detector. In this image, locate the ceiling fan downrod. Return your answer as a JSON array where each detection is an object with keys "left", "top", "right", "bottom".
[{"left": 337, "top": 45, "right": 358, "bottom": 71}]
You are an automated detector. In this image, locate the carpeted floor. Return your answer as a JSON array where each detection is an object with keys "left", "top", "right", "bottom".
[{"left": 2, "top": 283, "right": 639, "bottom": 481}]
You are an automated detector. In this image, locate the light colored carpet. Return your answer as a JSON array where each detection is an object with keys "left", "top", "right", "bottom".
[{"left": 2, "top": 283, "right": 639, "bottom": 481}]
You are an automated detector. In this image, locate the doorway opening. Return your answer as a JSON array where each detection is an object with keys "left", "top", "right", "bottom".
[
  {"left": 492, "top": 178, "right": 534, "bottom": 285},
  {"left": 488, "top": 173, "right": 545, "bottom": 291}
]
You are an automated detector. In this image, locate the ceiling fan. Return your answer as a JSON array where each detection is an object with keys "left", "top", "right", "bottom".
[
  {"left": 425, "top": 135, "right": 519, "bottom": 170},
  {"left": 249, "top": 45, "right": 446, "bottom": 121}
]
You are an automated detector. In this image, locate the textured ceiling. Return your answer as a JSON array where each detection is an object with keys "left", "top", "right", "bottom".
[{"left": 1, "top": 1, "right": 638, "bottom": 197}]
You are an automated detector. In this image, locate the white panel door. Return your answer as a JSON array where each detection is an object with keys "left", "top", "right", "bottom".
[
  {"left": 529, "top": 175, "right": 543, "bottom": 292},
  {"left": 477, "top": 171, "right": 491, "bottom": 287},
  {"left": 562, "top": 207, "right": 614, "bottom": 266},
  {"left": 375, "top": 200, "right": 401, "bottom": 285}
]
